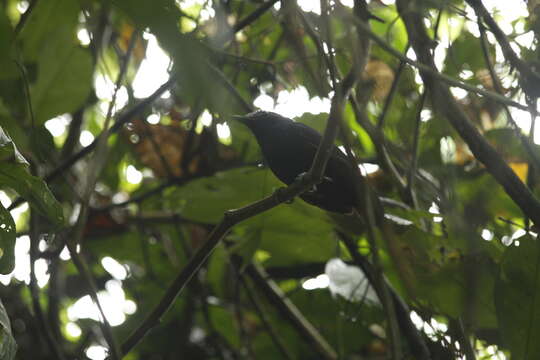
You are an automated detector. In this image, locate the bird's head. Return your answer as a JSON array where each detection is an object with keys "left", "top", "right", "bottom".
[{"left": 232, "top": 111, "right": 291, "bottom": 134}]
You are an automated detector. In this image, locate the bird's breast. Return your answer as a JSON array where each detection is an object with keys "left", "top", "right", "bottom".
[{"left": 259, "top": 135, "right": 314, "bottom": 185}]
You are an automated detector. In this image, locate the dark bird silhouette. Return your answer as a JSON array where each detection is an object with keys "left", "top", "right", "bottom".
[{"left": 234, "top": 111, "right": 362, "bottom": 214}]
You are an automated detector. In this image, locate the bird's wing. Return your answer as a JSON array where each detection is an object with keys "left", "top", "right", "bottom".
[{"left": 291, "top": 121, "right": 354, "bottom": 172}]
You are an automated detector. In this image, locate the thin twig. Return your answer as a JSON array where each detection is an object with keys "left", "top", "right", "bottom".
[
  {"left": 14, "top": 60, "right": 36, "bottom": 129},
  {"left": 29, "top": 213, "right": 67, "bottom": 360},
  {"left": 207, "top": 62, "right": 253, "bottom": 113},
  {"left": 232, "top": 270, "right": 257, "bottom": 358},
  {"left": 350, "top": 96, "right": 407, "bottom": 190},
  {"left": 320, "top": 0, "right": 338, "bottom": 90},
  {"left": 233, "top": 0, "right": 280, "bottom": 34},
  {"left": 450, "top": 318, "right": 476, "bottom": 360},
  {"left": 139, "top": 120, "right": 177, "bottom": 178},
  {"left": 13, "top": 0, "right": 39, "bottom": 37},
  {"left": 327, "top": 3, "right": 403, "bottom": 356},
  {"left": 405, "top": 91, "right": 426, "bottom": 209},
  {"left": 83, "top": 30, "right": 138, "bottom": 198},
  {"left": 377, "top": 44, "right": 410, "bottom": 128}
]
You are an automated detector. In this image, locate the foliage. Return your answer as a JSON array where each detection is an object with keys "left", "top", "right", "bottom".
[{"left": 0, "top": 0, "right": 539, "bottom": 359}]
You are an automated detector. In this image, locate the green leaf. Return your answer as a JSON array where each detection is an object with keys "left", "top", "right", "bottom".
[
  {"left": 17, "top": 0, "right": 92, "bottom": 123},
  {"left": 18, "top": 0, "right": 79, "bottom": 62},
  {"left": 0, "top": 299, "right": 16, "bottom": 359},
  {"left": 0, "top": 164, "right": 64, "bottom": 226},
  {"left": 0, "top": 201, "right": 15, "bottom": 274},
  {"left": 163, "top": 167, "right": 280, "bottom": 223},
  {"left": 161, "top": 166, "right": 335, "bottom": 265},
  {"left": 444, "top": 31, "right": 494, "bottom": 78},
  {"left": 495, "top": 236, "right": 540, "bottom": 358},
  {"left": 0, "top": 126, "right": 28, "bottom": 165},
  {"left": 208, "top": 305, "right": 240, "bottom": 347},
  {"left": 242, "top": 203, "right": 335, "bottom": 266},
  {"left": 0, "top": 126, "right": 63, "bottom": 226},
  {"left": 30, "top": 45, "right": 93, "bottom": 124}
]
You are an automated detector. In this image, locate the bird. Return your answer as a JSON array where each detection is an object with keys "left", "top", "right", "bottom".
[{"left": 234, "top": 110, "right": 363, "bottom": 214}]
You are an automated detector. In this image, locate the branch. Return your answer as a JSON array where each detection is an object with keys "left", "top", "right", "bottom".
[
  {"left": 377, "top": 44, "right": 410, "bottom": 128},
  {"left": 233, "top": 0, "right": 280, "bottom": 34},
  {"left": 207, "top": 62, "right": 253, "bottom": 112},
  {"left": 13, "top": 0, "right": 39, "bottom": 37},
  {"left": 405, "top": 91, "right": 427, "bottom": 209}
]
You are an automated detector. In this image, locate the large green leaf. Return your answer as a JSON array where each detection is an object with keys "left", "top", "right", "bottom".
[
  {"left": 18, "top": 0, "right": 79, "bottom": 62},
  {"left": 241, "top": 203, "right": 335, "bottom": 266},
  {"left": 495, "top": 236, "right": 540, "bottom": 359},
  {"left": 162, "top": 167, "right": 335, "bottom": 265},
  {"left": 30, "top": 44, "right": 93, "bottom": 124},
  {"left": 163, "top": 167, "right": 280, "bottom": 223},
  {"left": 18, "top": 0, "right": 92, "bottom": 123}
]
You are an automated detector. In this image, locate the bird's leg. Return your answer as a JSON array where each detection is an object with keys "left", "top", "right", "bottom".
[
  {"left": 294, "top": 172, "right": 333, "bottom": 193},
  {"left": 294, "top": 172, "right": 317, "bottom": 192}
]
